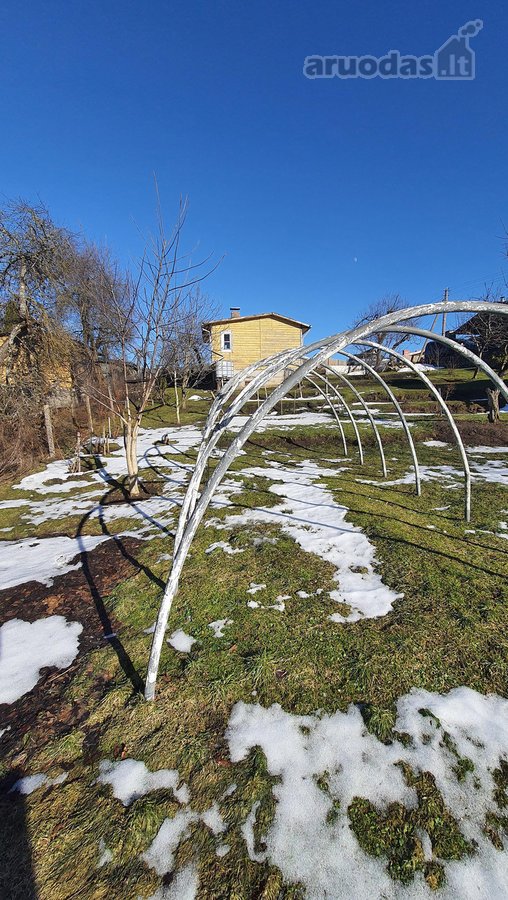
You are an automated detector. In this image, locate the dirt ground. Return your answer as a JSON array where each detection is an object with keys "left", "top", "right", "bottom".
[
  {"left": 0, "top": 537, "right": 145, "bottom": 774},
  {"left": 453, "top": 420, "right": 508, "bottom": 445}
]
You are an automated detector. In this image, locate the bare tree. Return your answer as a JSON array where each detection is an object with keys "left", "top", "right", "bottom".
[
  {"left": 0, "top": 200, "right": 81, "bottom": 475},
  {"left": 163, "top": 287, "right": 216, "bottom": 422},
  {"left": 352, "top": 294, "right": 414, "bottom": 370},
  {"left": 0, "top": 199, "right": 74, "bottom": 377},
  {"left": 85, "top": 198, "right": 216, "bottom": 496},
  {"left": 57, "top": 240, "right": 128, "bottom": 363}
]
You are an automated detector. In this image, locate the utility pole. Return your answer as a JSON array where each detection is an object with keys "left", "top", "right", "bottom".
[
  {"left": 421, "top": 288, "right": 448, "bottom": 365},
  {"left": 442, "top": 287, "right": 449, "bottom": 336}
]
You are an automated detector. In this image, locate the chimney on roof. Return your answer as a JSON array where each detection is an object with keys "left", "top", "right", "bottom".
[{"left": 230, "top": 307, "right": 240, "bottom": 318}]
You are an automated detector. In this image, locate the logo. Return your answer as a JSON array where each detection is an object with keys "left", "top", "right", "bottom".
[{"left": 303, "top": 20, "right": 483, "bottom": 81}]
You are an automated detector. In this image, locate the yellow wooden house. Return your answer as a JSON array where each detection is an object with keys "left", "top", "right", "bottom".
[{"left": 202, "top": 308, "right": 311, "bottom": 386}]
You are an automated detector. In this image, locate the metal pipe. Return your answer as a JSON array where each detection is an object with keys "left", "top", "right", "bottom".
[
  {"left": 303, "top": 374, "right": 348, "bottom": 455},
  {"left": 299, "top": 368, "right": 364, "bottom": 463},
  {"left": 329, "top": 370, "right": 387, "bottom": 477},
  {"left": 359, "top": 340, "right": 472, "bottom": 521},
  {"left": 377, "top": 326, "right": 508, "bottom": 404},
  {"left": 146, "top": 300, "right": 508, "bottom": 700},
  {"left": 322, "top": 357, "right": 421, "bottom": 495}
]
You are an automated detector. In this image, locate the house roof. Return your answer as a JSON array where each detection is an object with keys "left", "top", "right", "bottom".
[
  {"left": 452, "top": 301, "right": 508, "bottom": 336},
  {"left": 202, "top": 312, "right": 311, "bottom": 335}
]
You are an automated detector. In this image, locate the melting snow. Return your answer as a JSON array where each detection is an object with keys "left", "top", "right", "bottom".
[
  {"left": 143, "top": 804, "right": 225, "bottom": 878},
  {"left": 227, "top": 687, "right": 508, "bottom": 899},
  {"left": 467, "top": 446, "right": 508, "bottom": 455},
  {"left": 247, "top": 582, "right": 266, "bottom": 594},
  {"left": 148, "top": 861, "right": 199, "bottom": 899},
  {"left": 0, "top": 534, "right": 111, "bottom": 590},
  {"left": 1, "top": 425, "right": 204, "bottom": 590},
  {"left": 360, "top": 456, "right": 508, "bottom": 489},
  {"left": 142, "top": 809, "right": 195, "bottom": 876},
  {"left": 97, "top": 839, "right": 113, "bottom": 868},
  {"left": 0, "top": 617, "right": 83, "bottom": 704},
  {"left": 167, "top": 629, "right": 196, "bottom": 653},
  {"left": 98, "top": 759, "right": 189, "bottom": 806},
  {"left": 205, "top": 541, "right": 244, "bottom": 555},
  {"left": 9, "top": 772, "right": 68, "bottom": 795},
  {"left": 220, "top": 462, "right": 402, "bottom": 622},
  {"left": 0, "top": 498, "right": 30, "bottom": 509},
  {"left": 358, "top": 465, "right": 463, "bottom": 489},
  {"left": 208, "top": 619, "right": 233, "bottom": 638},
  {"left": 228, "top": 412, "right": 335, "bottom": 432}
]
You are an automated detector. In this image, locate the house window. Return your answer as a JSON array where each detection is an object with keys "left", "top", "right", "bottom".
[{"left": 221, "top": 331, "right": 232, "bottom": 351}]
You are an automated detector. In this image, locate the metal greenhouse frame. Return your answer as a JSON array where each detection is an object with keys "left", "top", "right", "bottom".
[{"left": 145, "top": 300, "right": 508, "bottom": 699}]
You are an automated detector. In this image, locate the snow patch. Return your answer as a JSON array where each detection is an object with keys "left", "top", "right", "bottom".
[
  {"left": 247, "top": 582, "right": 266, "bottom": 594},
  {"left": 97, "top": 839, "right": 113, "bottom": 868},
  {"left": 167, "top": 630, "right": 196, "bottom": 653},
  {"left": 208, "top": 619, "right": 233, "bottom": 638},
  {"left": 205, "top": 541, "right": 244, "bottom": 556},
  {"left": 9, "top": 772, "right": 68, "bottom": 795},
  {"left": 220, "top": 462, "right": 402, "bottom": 622},
  {"left": 0, "top": 617, "right": 82, "bottom": 704},
  {"left": 98, "top": 759, "right": 189, "bottom": 806},
  {"left": 143, "top": 805, "right": 225, "bottom": 878},
  {"left": 227, "top": 687, "right": 508, "bottom": 899},
  {"left": 0, "top": 534, "right": 111, "bottom": 589}
]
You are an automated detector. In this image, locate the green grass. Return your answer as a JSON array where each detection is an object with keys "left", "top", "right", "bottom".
[{"left": 1, "top": 409, "right": 508, "bottom": 898}]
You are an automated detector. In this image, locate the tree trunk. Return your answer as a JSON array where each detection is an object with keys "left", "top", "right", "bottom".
[
  {"left": 85, "top": 394, "right": 94, "bottom": 434},
  {"left": 18, "top": 260, "right": 29, "bottom": 320},
  {"left": 181, "top": 371, "right": 190, "bottom": 411},
  {"left": 173, "top": 370, "right": 180, "bottom": 425},
  {"left": 124, "top": 420, "right": 140, "bottom": 497},
  {"left": 487, "top": 387, "right": 500, "bottom": 423},
  {"left": 43, "top": 403, "right": 55, "bottom": 458},
  {"left": 75, "top": 431, "right": 81, "bottom": 473}
]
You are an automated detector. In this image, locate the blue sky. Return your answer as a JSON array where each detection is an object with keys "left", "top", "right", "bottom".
[{"left": 0, "top": 0, "right": 506, "bottom": 342}]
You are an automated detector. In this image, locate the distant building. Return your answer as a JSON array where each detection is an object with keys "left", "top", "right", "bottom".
[
  {"left": 402, "top": 348, "right": 424, "bottom": 364},
  {"left": 202, "top": 308, "right": 311, "bottom": 386},
  {"left": 423, "top": 335, "right": 476, "bottom": 368}
]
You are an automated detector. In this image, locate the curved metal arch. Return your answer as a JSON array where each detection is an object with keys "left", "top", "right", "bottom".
[
  {"left": 178, "top": 311, "right": 508, "bottom": 554},
  {"left": 177, "top": 363, "right": 361, "bottom": 556},
  {"left": 377, "top": 326, "right": 508, "bottom": 403},
  {"left": 145, "top": 300, "right": 508, "bottom": 699},
  {"left": 174, "top": 345, "right": 327, "bottom": 551},
  {"left": 357, "top": 328, "right": 508, "bottom": 522},
  {"left": 328, "top": 368, "right": 387, "bottom": 477},
  {"left": 359, "top": 340, "right": 472, "bottom": 521},
  {"left": 297, "top": 367, "right": 365, "bottom": 464},
  {"left": 176, "top": 353, "right": 366, "bottom": 553},
  {"left": 323, "top": 358, "right": 421, "bottom": 496},
  {"left": 201, "top": 341, "right": 332, "bottom": 455},
  {"left": 302, "top": 373, "right": 348, "bottom": 455},
  {"left": 203, "top": 301, "right": 507, "bottom": 442}
]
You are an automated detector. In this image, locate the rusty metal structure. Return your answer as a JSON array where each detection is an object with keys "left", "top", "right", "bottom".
[{"left": 145, "top": 300, "right": 508, "bottom": 700}]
